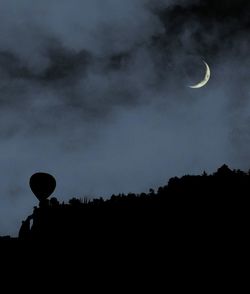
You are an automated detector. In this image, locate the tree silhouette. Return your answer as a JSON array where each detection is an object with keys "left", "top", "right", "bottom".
[{"left": 1, "top": 164, "right": 249, "bottom": 245}]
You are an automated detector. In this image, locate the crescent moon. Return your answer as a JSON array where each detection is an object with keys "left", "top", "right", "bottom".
[{"left": 189, "top": 61, "right": 211, "bottom": 89}]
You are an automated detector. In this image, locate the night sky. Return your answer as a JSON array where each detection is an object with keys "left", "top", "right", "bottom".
[{"left": 1, "top": 0, "right": 250, "bottom": 235}]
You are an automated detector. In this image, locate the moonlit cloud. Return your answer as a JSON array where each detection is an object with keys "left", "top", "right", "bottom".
[{"left": 1, "top": 0, "right": 250, "bottom": 235}]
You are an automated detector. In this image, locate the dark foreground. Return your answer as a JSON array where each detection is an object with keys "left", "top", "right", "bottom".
[
  {"left": 1, "top": 165, "right": 248, "bottom": 248},
  {"left": 0, "top": 164, "right": 247, "bottom": 292}
]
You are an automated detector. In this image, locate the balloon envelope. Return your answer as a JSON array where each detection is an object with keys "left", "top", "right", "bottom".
[{"left": 30, "top": 173, "right": 56, "bottom": 201}]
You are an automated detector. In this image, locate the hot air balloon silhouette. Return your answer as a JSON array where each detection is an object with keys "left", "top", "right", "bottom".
[{"left": 30, "top": 172, "right": 56, "bottom": 202}]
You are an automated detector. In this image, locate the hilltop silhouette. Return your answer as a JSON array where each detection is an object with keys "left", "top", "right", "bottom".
[
  {"left": 1, "top": 164, "right": 245, "bottom": 245},
  {"left": 0, "top": 162, "right": 248, "bottom": 293}
]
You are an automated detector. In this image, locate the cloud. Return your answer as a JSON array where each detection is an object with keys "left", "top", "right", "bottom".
[{"left": 0, "top": 0, "right": 250, "bottom": 235}]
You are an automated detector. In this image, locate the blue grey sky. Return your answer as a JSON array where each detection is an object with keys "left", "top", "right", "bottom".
[{"left": 1, "top": 0, "right": 250, "bottom": 235}]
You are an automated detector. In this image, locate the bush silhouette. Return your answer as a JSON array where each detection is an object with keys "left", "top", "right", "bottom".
[{"left": 13, "top": 164, "right": 249, "bottom": 244}]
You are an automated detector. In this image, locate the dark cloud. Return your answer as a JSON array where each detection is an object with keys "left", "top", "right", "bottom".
[{"left": 1, "top": 0, "right": 250, "bottom": 235}]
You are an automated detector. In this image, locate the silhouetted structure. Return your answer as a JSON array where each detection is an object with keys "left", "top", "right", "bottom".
[
  {"left": 0, "top": 164, "right": 248, "bottom": 251},
  {"left": 18, "top": 215, "right": 32, "bottom": 240},
  {"left": 29, "top": 172, "right": 56, "bottom": 202},
  {"left": 8, "top": 164, "right": 247, "bottom": 247}
]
